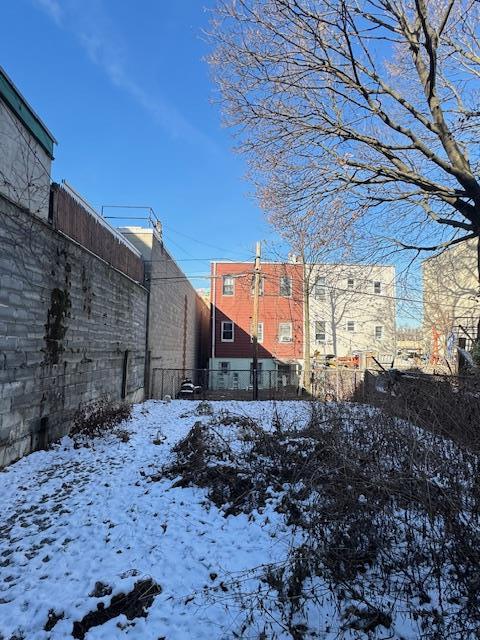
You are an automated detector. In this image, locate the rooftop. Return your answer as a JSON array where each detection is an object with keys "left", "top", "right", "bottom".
[{"left": 0, "top": 65, "right": 57, "bottom": 158}]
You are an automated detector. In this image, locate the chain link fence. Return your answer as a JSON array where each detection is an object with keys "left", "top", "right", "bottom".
[{"left": 150, "top": 368, "right": 367, "bottom": 401}]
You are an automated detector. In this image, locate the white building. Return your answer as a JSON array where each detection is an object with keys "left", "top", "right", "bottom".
[{"left": 308, "top": 264, "right": 396, "bottom": 366}]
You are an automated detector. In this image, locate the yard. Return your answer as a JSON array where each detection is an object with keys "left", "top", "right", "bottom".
[{"left": 1, "top": 399, "right": 479, "bottom": 639}]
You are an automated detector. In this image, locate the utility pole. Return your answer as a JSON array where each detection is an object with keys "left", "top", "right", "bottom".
[{"left": 252, "top": 241, "right": 261, "bottom": 400}]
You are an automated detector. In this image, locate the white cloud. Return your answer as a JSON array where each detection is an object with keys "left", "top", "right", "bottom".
[
  {"left": 35, "top": 0, "right": 218, "bottom": 150},
  {"left": 35, "top": 0, "right": 63, "bottom": 24}
]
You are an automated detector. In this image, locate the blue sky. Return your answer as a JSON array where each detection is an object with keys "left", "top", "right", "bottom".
[{"left": 1, "top": 0, "right": 275, "bottom": 283}]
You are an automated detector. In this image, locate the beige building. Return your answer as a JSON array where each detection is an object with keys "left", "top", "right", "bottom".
[
  {"left": 120, "top": 226, "right": 210, "bottom": 395},
  {"left": 423, "top": 239, "right": 479, "bottom": 360},
  {"left": 308, "top": 264, "right": 396, "bottom": 366}
]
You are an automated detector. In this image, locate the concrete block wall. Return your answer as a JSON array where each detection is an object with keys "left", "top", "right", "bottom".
[
  {"left": 0, "top": 99, "right": 52, "bottom": 220},
  {"left": 0, "top": 195, "right": 147, "bottom": 467},
  {"left": 118, "top": 227, "right": 210, "bottom": 396}
]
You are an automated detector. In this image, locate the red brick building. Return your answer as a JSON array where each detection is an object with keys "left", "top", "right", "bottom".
[{"left": 210, "top": 261, "right": 304, "bottom": 387}]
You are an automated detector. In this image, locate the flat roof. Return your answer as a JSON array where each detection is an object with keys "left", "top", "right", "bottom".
[{"left": 0, "top": 65, "right": 57, "bottom": 158}]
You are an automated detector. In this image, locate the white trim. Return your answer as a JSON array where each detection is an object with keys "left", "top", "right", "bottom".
[
  {"left": 278, "top": 321, "right": 293, "bottom": 342},
  {"left": 221, "top": 320, "right": 234, "bottom": 342},
  {"left": 222, "top": 274, "right": 235, "bottom": 296},
  {"left": 250, "top": 321, "right": 264, "bottom": 343}
]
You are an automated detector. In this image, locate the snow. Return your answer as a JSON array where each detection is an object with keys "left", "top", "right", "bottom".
[
  {"left": 0, "top": 399, "right": 465, "bottom": 639},
  {"left": 0, "top": 400, "right": 311, "bottom": 640}
]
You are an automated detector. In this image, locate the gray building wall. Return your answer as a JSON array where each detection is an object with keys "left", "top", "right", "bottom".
[
  {"left": 0, "top": 195, "right": 147, "bottom": 467},
  {"left": 0, "top": 97, "right": 52, "bottom": 220},
  {"left": 119, "top": 227, "right": 210, "bottom": 395}
]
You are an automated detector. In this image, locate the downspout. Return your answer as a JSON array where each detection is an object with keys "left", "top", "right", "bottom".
[{"left": 211, "top": 262, "right": 216, "bottom": 364}]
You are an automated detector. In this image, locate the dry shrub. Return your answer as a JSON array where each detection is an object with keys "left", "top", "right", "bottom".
[
  {"left": 70, "top": 397, "right": 132, "bottom": 440},
  {"left": 167, "top": 404, "right": 480, "bottom": 639},
  {"left": 364, "top": 371, "right": 480, "bottom": 451}
]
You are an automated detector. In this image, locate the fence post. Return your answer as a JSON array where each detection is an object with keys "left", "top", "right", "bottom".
[
  {"left": 202, "top": 369, "right": 207, "bottom": 400},
  {"left": 269, "top": 370, "right": 272, "bottom": 401},
  {"left": 161, "top": 369, "right": 165, "bottom": 400},
  {"left": 335, "top": 367, "right": 339, "bottom": 401},
  {"left": 150, "top": 368, "right": 156, "bottom": 399}
]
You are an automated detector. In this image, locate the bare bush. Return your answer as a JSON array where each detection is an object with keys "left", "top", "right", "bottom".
[
  {"left": 70, "top": 397, "right": 132, "bottom": 441},
  {"left": 363, "top": 371, "right": 480, "bottom": 451},
  {"left": 166, "top": 404, "right": 480, "bottom": 638}
]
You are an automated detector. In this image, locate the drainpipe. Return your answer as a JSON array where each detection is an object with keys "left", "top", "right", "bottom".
[{"left": 211, "top": 262, "right": 216, "bottom": 365}]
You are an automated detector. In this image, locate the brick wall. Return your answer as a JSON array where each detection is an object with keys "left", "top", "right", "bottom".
[{"left": 0, "top": 194, "right": 147, "bottom": 467}]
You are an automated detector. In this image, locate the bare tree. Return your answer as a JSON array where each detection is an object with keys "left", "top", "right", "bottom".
[
  {"left": 209, "top": 0, "right": 480, "bottom": 276},
  {"left": 268, "top": 207, "right": 356, "bottom": 391}
]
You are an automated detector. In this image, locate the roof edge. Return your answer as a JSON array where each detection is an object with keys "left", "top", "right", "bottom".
[{"left": 0, "top": 65, "right": 57, "bottom": 158}]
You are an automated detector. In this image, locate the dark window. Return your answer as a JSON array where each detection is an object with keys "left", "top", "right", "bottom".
[
  {"left": 315, "top": 320, "right": 326, "bottom": 342},
  {"left": 221, "top": 321, "right": 234, "bottom": 341},
  {"left": 314, "top": 277, "right": 326, "bottom": 301},
  {"left": 280, "top": 276, "right": 292, "bottom": 297}
]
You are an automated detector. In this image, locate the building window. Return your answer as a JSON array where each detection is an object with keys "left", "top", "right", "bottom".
[
  {"left": 221, "top": 321, "right": 234, "bottom": 342},
  {"left": 375, "top": 325, "right": 383, "bottom": 339},
  {"left": 373, "top": 281, "right": 381, "bottom": 294},
  {"left": 346, "top": 321, "right": 355, "bottom": 332},
  {"left": 347, "top": 278, "right": 354, "bottom": 290},
  {"left": 279, "top": 322, "right": 293, "bottom": 342},
  {"left": 251, "top": 275, "right": 264, "bottom": 296},
  {"left": 222, "top": 275, "right": 234, "bottom": 296},
  {"left": 279, "top": 275, "right": 292, "bottom": 297},
  {"left": 220, "top": 361, "right": 231, "bottom": 373},
  {"left": 315, "top": 320, "right": 326, "bottom": 342},
  {"left": 250, "top": 322, "right": 264, "bottom": 343},
  {"left": 314, "top": 276, "right": 326, "bottom": 301}
]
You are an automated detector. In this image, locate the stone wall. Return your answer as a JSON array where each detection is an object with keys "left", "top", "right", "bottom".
[{"left": 0, "top": 194, "right": 147, "bottom": 467}]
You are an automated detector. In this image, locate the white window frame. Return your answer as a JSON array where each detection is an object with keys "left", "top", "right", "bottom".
[
  {"left": 251, "top": 275, "right": 264, "bottom": 296},
  {"left": 221, "top": 320, "right": 234, "bottom": 342},
  {"left": 279, "top": 275, "right": 292, "bottom": 297},
  {"left": 278, "top": 322, "right": 293, "bottom": 343},
  {"left": 346, "top": 320, "right": 355, "bottom": 332},
  {"left": 373, "top": 281, "right": 382, "bottom": 295},
  {"left": 222, "top": 275, "right": 235, "bottom": 296},
  {"left": 375, "top": 325, "right": 383, "bottom": 340},
  {"left": 250, "top": 321, "right": 264, "bottom": 343},
  {"left": 314, "top": 276, "right": 326, "bottom": 301},
  {"left": 315, "top": 320, "right": 326, "bottom": 343}
]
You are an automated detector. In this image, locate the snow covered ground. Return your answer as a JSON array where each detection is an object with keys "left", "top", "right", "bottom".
[{"left": 0, "top": 400, "right": 313, "bottom": 640}]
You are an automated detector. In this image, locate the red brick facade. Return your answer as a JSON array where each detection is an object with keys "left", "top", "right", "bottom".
[{"left": 211, "top": 262, "right": 304, "bottom": 362}]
